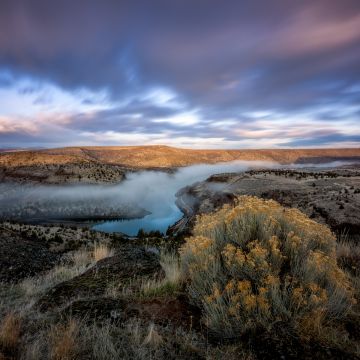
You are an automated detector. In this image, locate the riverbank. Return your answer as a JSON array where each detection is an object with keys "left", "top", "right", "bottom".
[{"left": 173, "top": 166, "right": 360, "bottom": 238}]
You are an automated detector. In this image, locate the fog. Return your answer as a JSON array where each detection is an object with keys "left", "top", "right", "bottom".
[
  {"left": 93, "top": 160, "right": 280, "bottom": 235},
  {"left": 0, "top": 160, "right": 276, "bottom": 233},
  {"left": 0, "top": 159, "right": 358, "bottom": 235}
]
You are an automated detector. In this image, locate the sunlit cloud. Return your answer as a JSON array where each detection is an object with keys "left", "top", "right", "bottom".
[
  {"left": 152, "top": 111, "right": 200, "bottom": 127},
  {"left": 0, "top": 72, "right": 112, "bottom": 118}
]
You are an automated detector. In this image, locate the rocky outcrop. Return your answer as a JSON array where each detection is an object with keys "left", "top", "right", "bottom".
[
  {"left": 36, "top": 246, "right": 161, "bottom": 312},
  {"left": 173, "top": 168, "right": 360, "bottom": 238},
  {"left": 0, "top": 226, "right": 59, "bottom": 282}
]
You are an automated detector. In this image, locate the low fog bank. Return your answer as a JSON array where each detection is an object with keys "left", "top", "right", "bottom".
[
  {"left": 291, "top": 160, "right": 360, "bottom": 169},
  {"left": 0, "top": 182, "right": 148, "bottom": 221},
  {"left": 93, "top": 160, "right": 280, "bottom": 235},
  {"left": 118, "top": 160, "right": 278, "bottom": 214},
  {"left": 0, "top": 160, "right": 277, "bottom": 226},
  {"left": 0, "top": 159, "right": 358, "bottom": 233}
]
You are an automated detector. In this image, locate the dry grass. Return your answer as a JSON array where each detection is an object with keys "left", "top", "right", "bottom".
[
  {"left": 180, "top": 196, "right": 355, "bottom": 339},
  {"left": 20, "top": 263, "right": 91, "bottom": 299},
  {"left": 140, "top": 251, "right": 182, "bottom": 298},
  {"left": 21, "top": 319, "right": 203, "bottom": 360},
  {"left": 50, "top": 318, "right": 79, "bottom": 360},
  {"left": 0, "top": 250, "right": 96, "bottom": 321},
  {"left": 159, "top": 251, "right": 182, "bottom": 285},
  {"left": 336, "top": 239, "right": 360, "bottom": 276},
  {"left": 140, "top": 277, "right": 178, "bottom": 299},
  {"left": 143, "top": 323, "right": 163, "bottom": 347},
  {"left": 0, "top": 312, "right": 21, "bottom": 352},
  {"left": 93, "top": 243, "right": 114, "bottom": 262},
  {"left": 17, "top": 248, "right": 94, "bottom": 300},
  {"left": 70, "top": 249, "right": 93, "bottom": 267}
]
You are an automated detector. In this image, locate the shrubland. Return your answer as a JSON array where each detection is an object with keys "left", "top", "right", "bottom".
[
  {"left": 180, "top": 196, "right": 358, "bottom": 349},
  {"left": 1, "top": 196, "right": 359, "bottom": 359}
]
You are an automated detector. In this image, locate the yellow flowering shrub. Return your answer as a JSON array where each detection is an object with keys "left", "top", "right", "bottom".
[{"left": 180, "top": 196, "right": 355, "bottom": 339}]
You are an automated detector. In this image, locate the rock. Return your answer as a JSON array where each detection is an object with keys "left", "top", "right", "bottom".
[
  {"left": 36, "top": 246, "right": 161, "bottom": 312},
  {"left": 0, "top": 227, "right": 59, "bottom": 282},
  {"left": 173, "top": 168, "right": 360, "bottom": 240},
  {"left": 60, "top": 297, "right": 128, "bottom": 324}
]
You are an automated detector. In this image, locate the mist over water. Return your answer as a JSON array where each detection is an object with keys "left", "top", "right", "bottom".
[
  {"left": 1, "top": 160, "right": 357, "bottom": 236},
  {"left": 93, "top": 159, "right": 360, "bottom": 235},
  {"left": 93, "top": 160, "right": 279, "bottom": 235}
]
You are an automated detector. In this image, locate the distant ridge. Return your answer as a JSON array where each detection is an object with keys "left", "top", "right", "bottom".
[{"left": 1, "top": 145, "right": 360, "bottom": 168}]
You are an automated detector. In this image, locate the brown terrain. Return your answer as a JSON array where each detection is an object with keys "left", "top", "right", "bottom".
[
  {"left": 1, "top": 145, "right": 360, "bottom": 167},
  {"left": 1, "top": 147, "right": 360, "bottom": 359},
  {"left": 1, "top": 145, "right": 360, "bottom": 184},
  {"left": 174, "top": 167, "right": 360, "bottom": 239}
]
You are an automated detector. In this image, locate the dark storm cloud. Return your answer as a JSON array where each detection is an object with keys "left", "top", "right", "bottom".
[
  {"left": 0, "top": 0, "right": 359, "bottom": 147},
  {"left": 1, "top": 1, "right": 360, "bottom": 100}
]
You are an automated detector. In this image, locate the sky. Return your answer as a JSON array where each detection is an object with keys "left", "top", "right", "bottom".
[{"left": 0, "top": 0, "right": 359, "bottom": 149}]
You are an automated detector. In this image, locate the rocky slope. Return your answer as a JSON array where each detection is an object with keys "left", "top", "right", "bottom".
[
  {"left": 1, "top": 145, "right": 360, "bottom": 184},
  {"left": 174, "top": 167, "right": 360, "bottom": 238},
  {"left": 1, "top": 214, "right": 359, "bottom": 359}
]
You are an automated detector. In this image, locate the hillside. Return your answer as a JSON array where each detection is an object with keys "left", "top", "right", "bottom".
[{"left": 1, "top": 145, "right": 360, "bottom": 168}]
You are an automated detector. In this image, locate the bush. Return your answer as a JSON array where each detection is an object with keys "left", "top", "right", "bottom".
[{"left": 180, "top": 196, "right": 355, "bottom": 339}]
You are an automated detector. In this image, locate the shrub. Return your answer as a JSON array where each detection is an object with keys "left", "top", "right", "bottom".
[{"left": 180, "top": 196, "right": 355, "bottom": 339}]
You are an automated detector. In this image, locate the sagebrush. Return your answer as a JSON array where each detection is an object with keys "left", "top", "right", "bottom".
[{"left": 180, "top": 196, "right": 355, "bottom": 338}]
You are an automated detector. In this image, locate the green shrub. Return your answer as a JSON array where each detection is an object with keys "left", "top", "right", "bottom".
[{"left": 180, "top": 196, "right": 355, "bottom": 339}]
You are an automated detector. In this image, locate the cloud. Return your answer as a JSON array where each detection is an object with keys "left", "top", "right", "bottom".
[
  {"left": 0, "top": 0, "right": 359, "bottom": 148},
  {"left": 282, "top": 133, "right": 360, "bottom": 147}
]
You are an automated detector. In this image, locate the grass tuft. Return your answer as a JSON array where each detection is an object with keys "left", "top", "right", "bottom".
[
  {"left": 50, "top": 318, "right": 79, "bottom": 360},
  {"left": 0, "top": 312, "right": 21, "bottom": 351},
  {"left": 143, "top": 323, "right": 163, "bottom": 347},
  {"left": 93, "top": 243, "right": 114, "bottom": 262},
  {"left": 140, "top": 251, "right": 182, "bottom": 299}
]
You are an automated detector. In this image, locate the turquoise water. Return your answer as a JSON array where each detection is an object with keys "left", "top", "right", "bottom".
[
  {"left": 91, "top": 160, "right": 356, "bottom": 236},
  {"left": 92, "top": 204, "right": 182, "bottom": 236},
  {"left": 91, "top": 160, "right": 275, "bottom": 236}
]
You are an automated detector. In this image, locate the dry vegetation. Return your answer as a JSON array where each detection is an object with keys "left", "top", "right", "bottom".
[
  {"left": 50, "top": 318, "right": 79, "bottom": 360},
  {"left": 0, "top": 196, "right": 359, "bottom": 359},
  {"left": 140, "top": 251, "right": 182, "bottom": 299},
  {"left": 0, "top": 245, "right": 204, "bottom": 360},
  {"left": 93, "top": 243, "right": 114, "bottom": 262},
  {"left": 1, "top": 145, "right": 360, "bottom": 169},
  {"left": 18, "top": 249, "right": 94, "bottom": 299},
  {"left": 19, "top": 317, "right": 205, "bottom": 360},
  {"left": 180, "top": 196, "right": 359, "bottom": 352},
  {"left": 0, "top": 313, "right": 21, "bottom": 354}
]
